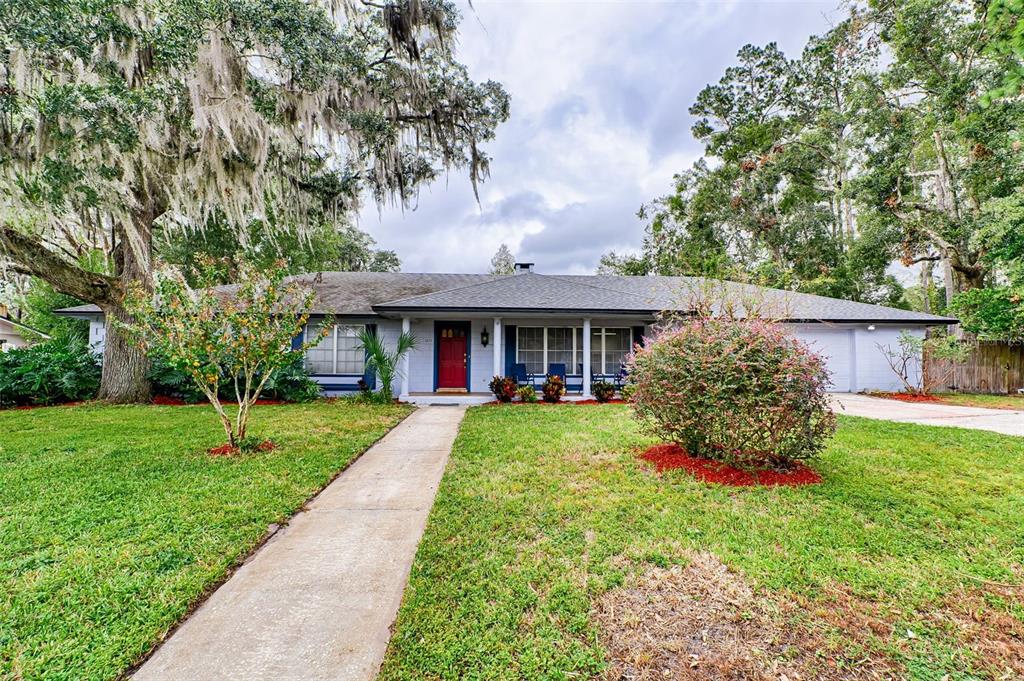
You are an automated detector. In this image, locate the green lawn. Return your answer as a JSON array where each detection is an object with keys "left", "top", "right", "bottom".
[
  {"left": 931, "top": 392, "right": 1024, "bottom": 410},
  {"left": 0, "top": 400, "right": 411, "bottom": 681},
  {"left": 381, "top": 405, "right": 1024, "bottom": 681}
]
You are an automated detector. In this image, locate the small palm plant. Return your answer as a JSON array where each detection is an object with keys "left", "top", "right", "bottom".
[{"left": 357, "top": 328, "right": 417, "bottom": 402}]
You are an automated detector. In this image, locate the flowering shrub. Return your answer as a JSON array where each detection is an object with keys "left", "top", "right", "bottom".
[
  {"left": 627, "top": 318, "right": 836, "bottom": 468},
  {"left": 592, "top": 380, "right": 615, "bottom": 403},
  {"left": 488, "top": 375, "right": 517, "bottom": 402},
  {"left": 542, "top": 375, "right": 565, "bottom": 403},
  {"left": 517, "top": 385, "right": 537, "bottom": 402}
]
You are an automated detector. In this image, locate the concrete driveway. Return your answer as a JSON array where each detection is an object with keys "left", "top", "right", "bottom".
[{"left": 831, "top": 393, "right": 1024, "bottom": 436}]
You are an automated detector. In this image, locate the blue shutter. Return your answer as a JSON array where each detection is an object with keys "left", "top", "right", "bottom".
[
  {"left": 504, "top": 325, "right": 517, "bottom": 377},
  {"left": 290, "top": 322, "right": 305, "bottom": 351},
  {"left": 363, "top": 324, "right": 377, "bottom": 389}
]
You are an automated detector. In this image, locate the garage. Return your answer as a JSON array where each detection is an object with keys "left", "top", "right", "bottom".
[{"left": 790, "top": 326, "right": 854, "bottom": 392}]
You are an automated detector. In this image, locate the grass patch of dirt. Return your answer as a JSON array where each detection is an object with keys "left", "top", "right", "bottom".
[
  {"left": 593, "top": 552, "right": 903, "bottom": 680},
  {"left": 595, "top": 552, "right": 1024, "bottom": 681},
  {"left": 929, "top": 584, "right": 1024, "bottom": 679}
]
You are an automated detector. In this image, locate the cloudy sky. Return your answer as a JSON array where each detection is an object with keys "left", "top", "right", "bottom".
[{"left": 358, "top": 0, "right": 843, "bottom": 274}]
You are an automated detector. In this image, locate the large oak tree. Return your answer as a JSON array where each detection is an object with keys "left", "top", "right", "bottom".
[
  {"left": 609, "top": 0, "right": 1023, "bottom": 315},
  {"left": 0, "top": 0, "right": 508, "bottom": 401}
]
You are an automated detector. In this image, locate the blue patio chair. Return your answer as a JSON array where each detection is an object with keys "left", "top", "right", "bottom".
[
  {"left": 512, "top": 363, "right": 534, "bottom": 388},
  {"left": 547, "top": 363, "right": 567, "bottom": 388},
  {"left": 614, "top": 363, "right": 629, "bottom": 390}
]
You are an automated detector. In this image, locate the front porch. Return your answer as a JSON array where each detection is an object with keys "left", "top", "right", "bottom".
[
  {"left": 403, "top": 392, "right": 624, "bottom": 406},
  {"left": 395, "top": 315, "right": 650, "bottom": 401},
  {"left": 296, "top": 314, "right": 651, "bottom": 400}
]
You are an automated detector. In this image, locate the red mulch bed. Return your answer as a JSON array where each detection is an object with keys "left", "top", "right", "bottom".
[
  {"left": 485, "top": 398, "right": 626, "bottom": 406},
  {"left": 207, "top": 439, "right": 276, "bottom": 457},
  {"left": 637, "top": 443, "right": 822, "bottom": 487},
  {"left": 870, "top": 391, "right": 942, "bottom": 404}
]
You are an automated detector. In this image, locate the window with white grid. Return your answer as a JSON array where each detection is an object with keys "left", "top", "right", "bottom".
[
  {"left": 304, "top": 323, "right": 366, "bottom": 375},
  {"left": 590, "top": 327, "right": 632, "bottom": 374},
  {"left": 517, "top": 326, "right": 598, "bottom": 376},
  {"left": 517, "top": 327, "right": 545, "bottom": 375}
]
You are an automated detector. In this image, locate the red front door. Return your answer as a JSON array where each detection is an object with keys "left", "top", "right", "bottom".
[{"left": 437, "top": 324, "right": 468, "bottom": 389}]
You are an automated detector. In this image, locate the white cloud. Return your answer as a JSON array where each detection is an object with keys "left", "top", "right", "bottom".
[{"left": 358, "top": 1, "right": 840, "bottom": 273}]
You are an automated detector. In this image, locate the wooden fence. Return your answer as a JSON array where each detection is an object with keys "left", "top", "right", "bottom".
[{"left": 925, "top": 341, "right": 1024, "bottom": 394}]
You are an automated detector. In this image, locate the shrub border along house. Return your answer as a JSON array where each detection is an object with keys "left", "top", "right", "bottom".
[{"left": 0, "top": 335, "right": 100, "bottom": 407}]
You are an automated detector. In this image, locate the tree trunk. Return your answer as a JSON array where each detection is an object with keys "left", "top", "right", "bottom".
[
  {"left": 1, "top": 193, "right": 160, "bottom": 404},
  {"left": 97, "top": 208, "right": 156, "bottom": 402},
  {"left": 942, "top": 255, "right": 955, "bottom": 307},
  {"left": 920, "top": 259, "right": 933, "bottom": 314},
  {"left": 98, "top": 303, "right": 152, "bottom": 403}
]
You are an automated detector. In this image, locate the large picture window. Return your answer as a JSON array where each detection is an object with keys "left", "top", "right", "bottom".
[
  {"left": 304, "top": 323, "right": 365, "bottom": 375},
  {"left": 517, "top": 326, "right": 631, "bottom": 376}
]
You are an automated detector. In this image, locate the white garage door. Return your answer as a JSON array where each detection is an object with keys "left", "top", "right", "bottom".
[{"left": 791, "top": 328, "right": 854, "bottom": 392}]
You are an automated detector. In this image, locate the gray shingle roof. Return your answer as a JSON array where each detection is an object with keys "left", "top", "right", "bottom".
[
  {"left": 551, "top": 275, "right": 956, "bottom": 323},
  {"left": 56, "top": 271, "right": 957, "bottom": 324},
  {"left": 56, "top": 273, "right": 496, "bottom": 317},
  {"left": 373, "top": 272, "right": 661, "bottom": 313},
  {"left": 281, "top": 272, "right": 495, "bottom": 315},
  {"left": 376, "top": 272, "right": 954, "bottom": 323}
]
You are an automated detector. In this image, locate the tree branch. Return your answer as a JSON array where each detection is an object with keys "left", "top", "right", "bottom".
[{"left": 0, "top": 224, "right": 118, "bottom": 304}]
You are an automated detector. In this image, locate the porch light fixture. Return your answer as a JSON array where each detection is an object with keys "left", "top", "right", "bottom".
[
  {"left": 481, "top": 328, "right": 490, "bottom": 347},
  {"left": 867, "top": 324, "right": 876, "bottom": 331}
]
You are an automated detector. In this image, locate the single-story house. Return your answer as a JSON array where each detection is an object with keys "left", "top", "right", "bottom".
[
  {"left": 58, "top": 264, "right": 955, "bottom": 402},
  {"left": 0, "top": 310, "right": 50, "bottom": 351}
]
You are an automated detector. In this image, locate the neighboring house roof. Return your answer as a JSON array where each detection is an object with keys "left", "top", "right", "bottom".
[
  {"left": 0, "top": 316, "right": 51, "bottom": 339},
  {"left": 55, "top": 271, "right": 957, "bottom": 324}
]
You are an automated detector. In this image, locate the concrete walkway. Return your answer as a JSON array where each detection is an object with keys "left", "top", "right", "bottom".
[
  {"left": 832, "top": 393, "right": 1024, "bottom": 436},
  {"left": 133, "top": 405, "right": 466, "bottom": 681}
]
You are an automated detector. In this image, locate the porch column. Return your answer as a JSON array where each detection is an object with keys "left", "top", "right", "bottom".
[
  {"left": 492, "top": 318, "right": 503, "bottom": 377},
  {"left": 400, "top": 317, "right": 411, "bottom": 399},
  {"left": 582, "top": 317, "right": 592, "bottom": 398}
]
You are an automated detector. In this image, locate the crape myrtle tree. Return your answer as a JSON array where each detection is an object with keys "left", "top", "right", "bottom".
[
  {"left": 0, "top": 0, "right": 509, "bottom": 402},
  {"left": 122, "top": 262, "right": 326, "bottom": 449}
]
